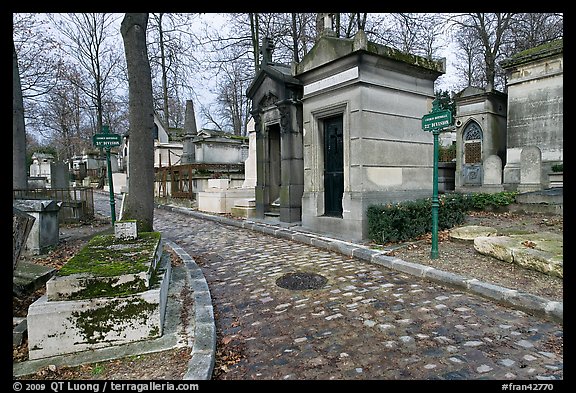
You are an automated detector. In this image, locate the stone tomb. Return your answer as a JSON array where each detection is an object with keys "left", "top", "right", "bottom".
[
  {"left": 13, "top": 199, "right": 61, "bottom": 255},
  {"left": 197, "top": 178, "right": 255, "bottom": 214},
  {"left": 296, "top": 28, "right": 445, "bottom": 241},
  {"left": 27, "top": 231, "right": 170, "bottom": 360}
]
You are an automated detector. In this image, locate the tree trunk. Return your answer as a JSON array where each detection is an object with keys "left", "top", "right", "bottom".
[
  {"left": 13, "top": 40, "right": 27, "bottom": 190},
  {"left": 158, "top": 13, "right": 170, "bottom": 128},
  {"left": 120, "top": 13, "right": 155, "bottom": 232}
]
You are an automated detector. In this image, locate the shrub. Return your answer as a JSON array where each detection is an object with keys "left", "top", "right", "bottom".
[
  {"left": 551, "top": 163, "right": 563, "bottom": 172},
  {"left": 367, "top": 191, "right": 518, "bottom": 245},
  {"left": 466, "top": 191, "right": 518, "bottom": 210}
]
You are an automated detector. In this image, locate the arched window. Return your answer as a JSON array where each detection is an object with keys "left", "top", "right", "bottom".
[
  {"left": 153, "top": 124, "right": 159, "bottom": 140},
  {"left": 463, "top": 122, "right": 483, "bottom": 164}
]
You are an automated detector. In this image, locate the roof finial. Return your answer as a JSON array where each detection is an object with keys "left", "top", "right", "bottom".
[
  {"left": 322, "top": 13, "right": 336, "bottom": 37},
  {"left": 261, "top": 36, "right": 274, "bottom": 66}
]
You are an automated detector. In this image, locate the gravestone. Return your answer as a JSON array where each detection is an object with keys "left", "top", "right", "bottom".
[
  {"left": 115, "top": 220, "right": 138, "bottom": 240},
  {"left": 518, "top": 146, "right": 543, "bottom": 192},
  {"left": 50, "top": 162, "right": 69, "bottom": 188},
  {"left": 482, "top": 155, "right": 504, "bottom": 192},
  {"left": 27, "top": 232, "right": 170, "bottom": 359},
  {"left": 12, "top": 207, "right": 36, "bottom": 270}
]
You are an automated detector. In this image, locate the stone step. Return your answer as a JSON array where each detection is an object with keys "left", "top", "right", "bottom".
[
  {"left": 234, "top": 198, "right": 256, "bottom": 208},
  {"left": 516, "top": 187, "right": 563, "bottom": 205}
]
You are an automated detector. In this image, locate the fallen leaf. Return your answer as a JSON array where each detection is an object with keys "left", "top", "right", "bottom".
[{"left": 522, "top": 240, "right": 537, "bottom": 248}]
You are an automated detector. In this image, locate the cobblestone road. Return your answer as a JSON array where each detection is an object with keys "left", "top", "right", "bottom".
[{"left": 152, "top": 207, "right": 563, "bottom": 381}]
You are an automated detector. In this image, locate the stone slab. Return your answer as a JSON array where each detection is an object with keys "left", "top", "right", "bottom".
[
  {"left": 13, "top": 262, "right": 56, "bottom": 295},
  {"left": 474, "top": 232, "right": 563, "bottom": 278},
  {"left": 230, "top": 206, "right": 257, "bottom": 218},
  {"left": 46, "top": 233, "right": 163, "bottom": 301},
  {"left": 449, "top": 225, "right": 498, "bottom": 242}
]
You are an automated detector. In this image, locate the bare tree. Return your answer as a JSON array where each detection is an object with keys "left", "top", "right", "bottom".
[
  {"left": 121, "top": 13, "right": 155, "bottom": 232},
  {"left": 12, "top": 14, "right": 61, "bottom": 104},
  {"left": 453, "top": 25, "right": 485, "bottom": 89},
  {"left": 450, "top": 13, "right": 515, "bottom": 91},
  {"left": 148, "top": 13, "right": 199, "bottom": 129},
  {"left": 49, "top": 13, "right": 123, "bottom": 135},
  {"left": 199, "top": 13, "right": 317, "bottom": 132},
  {"left": 13, "top": 13, "right": 63, "bottom": 152},
  {"left": 375, "top": 13, "right": 445, "bottom": 59},
  {"left": 249, "top": 13, "right": 260, "bottom": 73},
  {"left": 38, "top": 64, "right": 91, "bottom": 162},
  {"left": 13, "top": 39, "right": 27, "bottom": 190},
  {"left": 506, "top": 13, "right": 563, "bottom": 54}
]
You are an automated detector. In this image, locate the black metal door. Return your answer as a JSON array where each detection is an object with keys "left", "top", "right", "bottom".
[{"left": 324, "top": 116, "right": 343, "bottom": 217}]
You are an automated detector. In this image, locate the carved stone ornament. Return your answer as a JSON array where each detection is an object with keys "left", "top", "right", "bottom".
[
  {"left": 259, "top": 92, "right": 278, "bottom": 109},
  {"left": 278, "top": 105, "right": 291, "bottom": 133}
]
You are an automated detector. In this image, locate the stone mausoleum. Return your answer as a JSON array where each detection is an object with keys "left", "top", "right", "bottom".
[
  {"left": 246, "top": 37, "right": 304, "bottom": 223},
  {"left": 500, "top": 39, "right": 563, "bottom": 190},
  {"left": 294, "top": 26, "right": 445, "bottom": 241},
  {"left": 453, "top": 86, "right": 507, "bottom": 193}
]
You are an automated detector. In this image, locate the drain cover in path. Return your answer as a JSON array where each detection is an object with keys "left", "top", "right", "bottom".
[{"left": 276, "top": 272, "right": 327, "bottom": 290}]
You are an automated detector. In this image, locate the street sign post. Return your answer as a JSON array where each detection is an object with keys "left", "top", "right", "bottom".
[
  {"left": 422, "top": 99, "right": 454, "bottom": 259},
  {"left": 93, "top": 125, "right": 120, "bottom": 225},
  {"left": 421, "top": 109, "right": 452, "bottom": 132},
  {"left": 93, "top": 133, "right": 121, "bottom": 148}
]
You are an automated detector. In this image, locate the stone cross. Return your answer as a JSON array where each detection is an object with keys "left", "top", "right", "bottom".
[
  {"left": 261, "top": 37, "right": 274, "bottom": 66},
  {"left": 324, "top": 13, "right": 334, "bottom": 31}
]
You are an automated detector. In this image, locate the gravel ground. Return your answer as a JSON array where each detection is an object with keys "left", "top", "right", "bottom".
[{"left": 385, "top": 210, "right": 563, "bottom": 303}]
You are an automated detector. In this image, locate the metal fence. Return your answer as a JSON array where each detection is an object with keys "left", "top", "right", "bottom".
[
  {"left": 156, "top": 163, "right": 245, "bottom": 199},
  {"left": 13, "top": 187, "right": 94, "bottom": 223}
]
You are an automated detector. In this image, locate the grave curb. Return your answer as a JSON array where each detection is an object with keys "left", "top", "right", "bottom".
[
  {"left": 164, "top": 240, "right": 216, "bottom": 381},
  {"left": 157, "top": 204, "right": 562, "bottom": 324}
]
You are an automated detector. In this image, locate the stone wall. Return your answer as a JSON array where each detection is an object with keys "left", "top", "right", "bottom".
[{"left": 501, "top": 40, "right": 563, "bottom": 189}]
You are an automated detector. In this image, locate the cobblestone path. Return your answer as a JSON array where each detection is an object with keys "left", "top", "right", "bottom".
[{"left": 153, "top": 208, "right": 563, "bottom": 380}]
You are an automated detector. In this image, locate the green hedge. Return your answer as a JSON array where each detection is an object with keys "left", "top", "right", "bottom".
[{"left": 367, "top": 191, "right": 517, "bottom": 244}]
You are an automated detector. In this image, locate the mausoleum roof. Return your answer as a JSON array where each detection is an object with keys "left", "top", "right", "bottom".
[
  {"left": 296, "top": 30, "right": 445, "bottom": 77},
  {"left": 501, "top": 39, "right": 563, "bottom": 69}
]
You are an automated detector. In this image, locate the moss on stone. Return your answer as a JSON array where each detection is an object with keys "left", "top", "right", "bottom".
[
  {"left": 71, "top": 298, "right": 158, "bottom": 344},
  {"left": 58, "top": 232, "right": 161, "bottom": 277},
  {"left": 65, "top": 277, "right": 149, "bottom": 300},
  {"left": 501, "top": 39, "right": 563, "bottom": 68}
]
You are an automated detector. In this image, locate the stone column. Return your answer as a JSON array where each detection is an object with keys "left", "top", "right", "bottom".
[
  {"left": 242, "top": 118, "right": 257, "bottom": 189},
  {"left": 181, "top": 100, "right": 197, "bottom": 164},
  {"left": 252, "top": 111, "right": 267, "bottom": 219},
  {"left": 278, "top": 100, "right": 303, "bottom": 222}
]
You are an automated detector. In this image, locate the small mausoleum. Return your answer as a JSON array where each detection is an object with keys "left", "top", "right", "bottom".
[
  {"left": 246, "top": 37, "right": 304, "bottom": 223},
  {"left": 453, "top": 86, "right": 507, "bottom": 193},
  {"left": 294, "top": 23, "right": 445, "bottom": 241},
  {"left": 500, "top": 39, "right": 563, "bottom": 191}
]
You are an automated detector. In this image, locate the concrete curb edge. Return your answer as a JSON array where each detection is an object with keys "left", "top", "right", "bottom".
[{"left": 164, "top": 240, "right": 216, "bottom": 381}]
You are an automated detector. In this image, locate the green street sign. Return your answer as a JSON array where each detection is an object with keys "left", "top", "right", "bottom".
[
  {"left": 93, "top": 133, "right": 121, "bottom": 148},
  {"left": 422, "top": 109, "right": 453, "bottom": 132}
]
